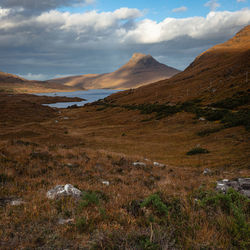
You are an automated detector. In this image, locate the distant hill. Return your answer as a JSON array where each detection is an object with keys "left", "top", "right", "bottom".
[
  {"left": 0, "top": 71, "right": 78, "bottom": 93},
  {"left": 48, "top": 53, "right": 181, "bottom": 89},
  {"left": 0, "top": 71, "right": 25, "bottom": 84},
  {"left": 107, "top": 25, "right": 250, "bottom": 105}
]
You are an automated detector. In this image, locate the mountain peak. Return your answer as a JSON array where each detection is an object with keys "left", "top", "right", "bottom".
[{"left": 130, "top": 53, "right": 152, "bottom": 62}]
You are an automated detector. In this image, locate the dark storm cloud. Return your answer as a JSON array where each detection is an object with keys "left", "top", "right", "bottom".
[{"left": 0, "top": 0, "right": 93, "bottom": 11}]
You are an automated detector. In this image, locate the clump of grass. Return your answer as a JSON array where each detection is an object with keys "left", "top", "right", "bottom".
[
  {"left": 122, "top": 103, "right": 181, "bottom": 119},
  {"left": 211, "top": 91, "right": 250, "bottom": 109},
  {"left": 76, "top": 216, "right": 87, "bottom": 233},
  {"left": 141, "top": 193, "right": 168, "bottom": 216},
  {"left": 222, "top": 109, "right": 250, "bottom": 131},
  {"left": 135, "top": 235, "right": 160, "bottom": 250},
  {"left": 79, "top": 191, "right": 100, "bottom": 208},
  {"left": 195, "top": 108, "right": 228, "bottom": 121},
  {"left": 0, "top": 173, "right": 14, "bottom": 184},
  {"left": 186, "top": 147, "right": 209, "bottom": 155},
  {"left": 30, "top": 151, "right": 52, "bottom": 162},
  {"left": 194, "top": 188, "right": 250, "bottom": 248}
]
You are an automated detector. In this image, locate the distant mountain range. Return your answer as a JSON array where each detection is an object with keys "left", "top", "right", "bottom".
[
  {"left": 48, "top": 53, "right": 180, "bottom": 90},
  {"left": 107, "top": 25, "right": 250, "bottom": 104},
  {"left": 0, "top": 53, "right": 180, "bottom": 93},
  {"left": 0, "top": 71, "right": 79, "bottom": 93}
]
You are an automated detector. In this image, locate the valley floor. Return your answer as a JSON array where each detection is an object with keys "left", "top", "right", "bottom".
[{"left": 0, "top": 92, "right": 249, "bottom": 249}]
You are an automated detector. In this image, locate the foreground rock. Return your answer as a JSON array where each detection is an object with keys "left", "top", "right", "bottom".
[
  {"left": 0, "top": 197, "right": 25, "bottom": 206},
  {"left": 58, "top": 218, "right": 74, "bottom": 225},
  {"left": 153, "top": 161, "right": 166, "bottom": 168},
  {"left": 216, "top": 178, "right": 250, "bottom": 198},
  {"left": 132, "top": 162, "right": 146, "bottom": 167},
  {"left": 203, "top": 168, "right": 212, "bottom": 175},
  {"left": 47, "top": 184, "right": 82, "bottom": 199}
]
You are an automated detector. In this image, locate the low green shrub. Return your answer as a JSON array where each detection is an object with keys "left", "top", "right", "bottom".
[
  {"left": 186, "top": 147, "right": 209, "bottom": 155},
  {"left": 195, "top": 188, "right": 250, "bottom": 248},
  {"left": 76, "top": 216, "right": 87, "bottom": 233},
  {"left": 222, "top": 109, "right": 250, "bottom": 130},
  {"left": 195, "top": 108, "right": 228, "bottom": 121},
  {"left": 141, "top": 193, "right": 168, "bottom": 216},
  {"left": 211, "top": 92, "right": 250, "bottom": 109},
  {"left": 79, "top": 191, "right": 100, "bottom": 208},
  {"left": 135, "top": 235, "right": 160, "bottom": 250}
]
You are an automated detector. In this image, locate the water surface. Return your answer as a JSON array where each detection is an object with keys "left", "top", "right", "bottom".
[{"left": 37, "top": 89, "right": 121, "bottom": 108}]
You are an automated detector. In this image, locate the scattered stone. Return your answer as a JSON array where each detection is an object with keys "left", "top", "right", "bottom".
[
  {"left": 10, "top": 199, "right": 25, "bottom": 206},
  {"left": 203, "top": 168, "right": 212, "bottom": 175},
  {"left": 0, "top": 197, "right": 25, "bottom": 207},
  {"left": 63, "top": 117, "right": 69, "bottom": 120},
  {"left": 55, "top": 120, "right": 58, "bottom": 123},
  {"left": 199, "top": 117, "right": 206, "bottom": 121},
  {"left": 153, "top": 162, "right": 166, "bottom": 168},
  {"left": 132, "top": 162, "right": 146, "bottom": 167},
  {"left": 65, "top": 163, "right": 80, "bottom": 168},
  {"left": 58, "top": 218, "right": 74, "bottom": 225},
  {"left": 216, "top": 178, "right": 250, "bottom": 198},
  {"left": 47, "top": 184, "right": 82, "bottom": 200},
  {"left": 101, "top": 181, "right": 110, "bottom": 186}
]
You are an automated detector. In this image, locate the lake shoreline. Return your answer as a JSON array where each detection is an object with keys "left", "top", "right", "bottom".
[{"left": 36, "top": 89, "right": 122, "bottom": 108}]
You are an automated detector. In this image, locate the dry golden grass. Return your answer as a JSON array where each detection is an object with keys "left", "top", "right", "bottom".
[{"left": 0, "top": 98, "right": 249, "bottom": 248}]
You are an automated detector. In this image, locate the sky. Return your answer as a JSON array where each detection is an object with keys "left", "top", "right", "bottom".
[{"left": 0, "top": 0, "right": 249, "bottom": 80}]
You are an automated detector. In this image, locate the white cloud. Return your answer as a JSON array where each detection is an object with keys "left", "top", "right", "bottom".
[
  {"left": 18, "top": 73, "right": 49, "bottom": 81},
  {"left": 122, "top": 9, "right": 250, "bottom": 44},
  {"left": 237, "top": 0, "right": 246, "bottom": 2},
  {"left": 0, "top": 6, "right": 249, "bottom": 75},
  {"left": 0, "top": 0, "right": 94, "bottom": 11},
  {"left": 0, "top": 7, "right": 10, "bottom": 18},
  {"left": 36, "top": 8, "right": 141, "bottom": 32},
  {"left": 205, "top": 0, "right": 220, "bottom": 11},
  {"left": 172, "top": 6, "right": 188, "bottom": 13}
]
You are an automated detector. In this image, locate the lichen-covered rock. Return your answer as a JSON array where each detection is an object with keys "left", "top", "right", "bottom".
[
  {"left": 216, "top": 178, "right": 250, "bottom": 198},
  {"left": 132, "top": 162, "right": 146, "bottom": 167},
  {"left": 203, "top": 168, "right": 212, "bottom": 175},
  {"left": 153, "top": 162, "right": 166, "bottom": 168},
  {"left": 58, "top": 218, "right": 74, "bottom": 225},
  {"left": 101, "top": 180, "right": 110, "bottom": 186},
  {"left": 0, "top": 197, "right": 25, "bottom": 206},
  {"left": 46, "top": 184, "right": 82, "bottom": 199}
]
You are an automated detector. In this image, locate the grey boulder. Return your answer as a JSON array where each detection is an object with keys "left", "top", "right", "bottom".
[
  {"left": 216, "top": 178, "right": 250, "bottom": 198},
  {"left": 47, "top": 184, "right": 82, "bottom": 200}
]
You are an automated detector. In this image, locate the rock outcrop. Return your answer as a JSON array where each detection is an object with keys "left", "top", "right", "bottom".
[
  {"left": 47, "top": 184, "right": 82, "bottom": 199},
  {"left": 216, "top": 178, "right": 250, "bottom": 198}
]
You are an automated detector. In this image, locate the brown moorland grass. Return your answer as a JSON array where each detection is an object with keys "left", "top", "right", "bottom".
[
  {"left": 0, "top": 95, "right": 249, "bottom": 248},
  {"left": 0, "top": 26, "right": 249, "bottom": 249}
]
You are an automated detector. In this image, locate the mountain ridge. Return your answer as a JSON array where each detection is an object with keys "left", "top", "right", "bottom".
[{"left": 48, "top": 53, "right": 180, "bottom": 89}]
